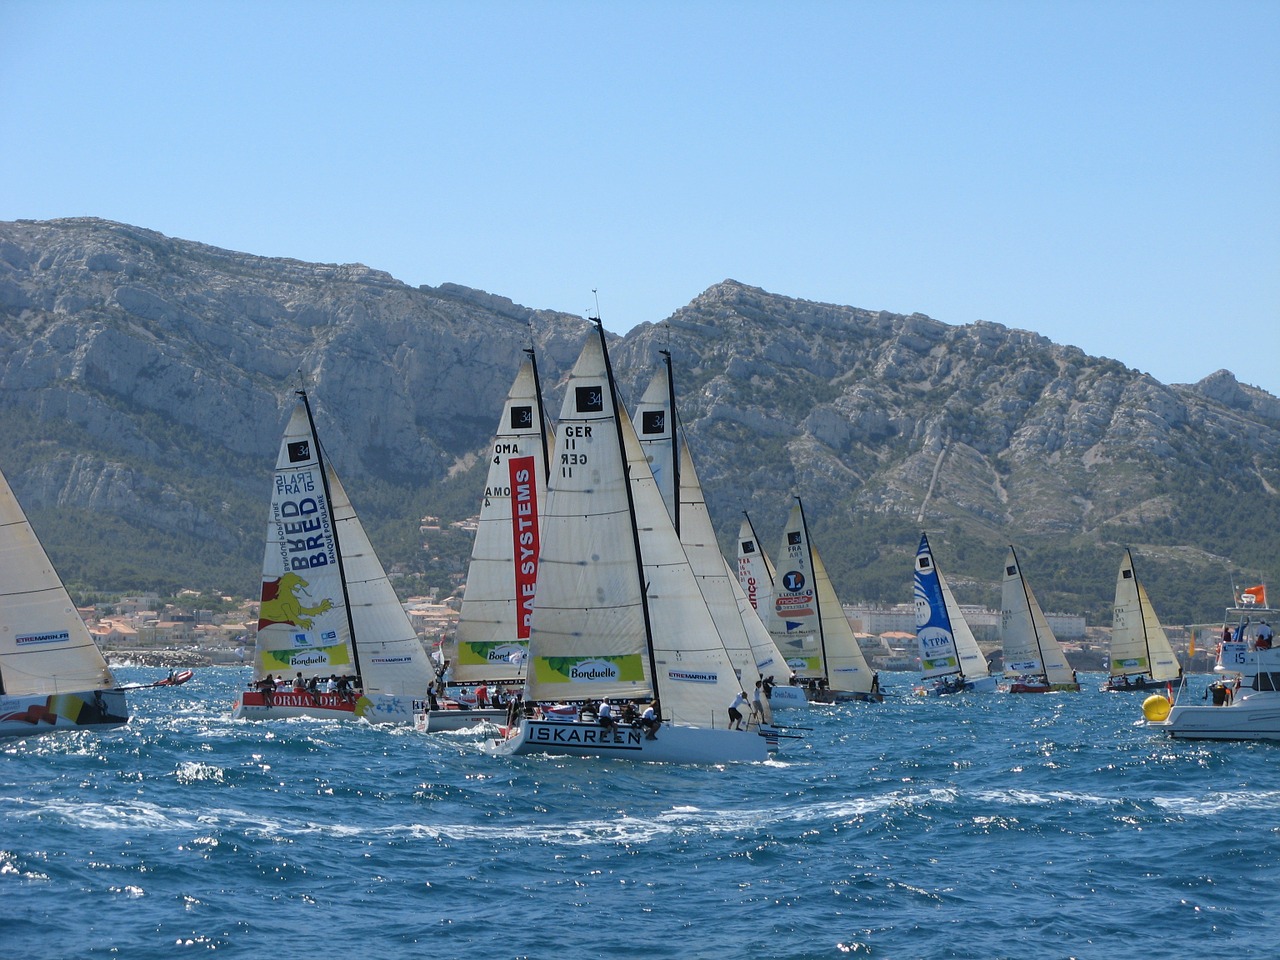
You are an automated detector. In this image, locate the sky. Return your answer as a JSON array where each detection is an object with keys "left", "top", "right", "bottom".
[{"left": 3, "top": 1, "right": 1277, "bottom": 395}]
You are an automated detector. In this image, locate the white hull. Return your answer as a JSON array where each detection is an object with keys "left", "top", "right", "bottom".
[
  {"left": 767, "top": 686, "right": 809, "bottom": 710},
  {"left": 483, "top": 718, "right": 775, "bottom": 763},
  {"left": 0, "top": 689, "right": 128, "bottom": 738},
  {"left": 231, "top": 691, "right": 417, "bottom": 724},
  {"left": 413, "top": 707, "right": 507, "bottom": 732},
  {"left": 1156, "top": 693, "right": 1280, "bottom": 740}
]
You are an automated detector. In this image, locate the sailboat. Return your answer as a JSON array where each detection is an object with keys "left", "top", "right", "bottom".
[
  {"left": 484, "top": 324, "right": 780, "bottom": 762},
  {"left": 1000, "top": 547, "right": 1079, "bottom": 693},
  {"left": 765, "top": 499, "right": 880, "bottom": 703},
  {"left": 736, "top": 515, "right": 810, "bottom": 710},
  {"left": 232, "top": 390, "right": 436, "bottom": 723},
  {"left": 632, "top": 355, "right": 797, "bottom": 717},
  {"left": 418, "top": 352, "right": 551, "bottom": 732},
  {"left": 913, "top": 532, "right": 998, "bottom": 695},
  {"left": 1103, "top": 548, "right": 1182, "bottom": 693},
  {"left": 0, "top": 464, "right": 129, "bottom": 737}
]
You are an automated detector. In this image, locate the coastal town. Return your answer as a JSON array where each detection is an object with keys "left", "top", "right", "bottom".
[{"left": 87, "top": 589, "right": 1218, "bottom": 677}]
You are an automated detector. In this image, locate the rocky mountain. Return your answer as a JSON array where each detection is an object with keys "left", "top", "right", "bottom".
[{"left": 1, "top": 217, "right": 1276, "bottom": 625}]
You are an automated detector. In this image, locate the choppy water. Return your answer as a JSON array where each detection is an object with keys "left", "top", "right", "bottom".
[{"left": 3, "top": 667, "right": 1277, "bottom": 959}]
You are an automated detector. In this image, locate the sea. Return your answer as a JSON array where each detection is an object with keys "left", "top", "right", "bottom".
[{"left": 3, "top": 667, "right": 1277, "bottom": 960}]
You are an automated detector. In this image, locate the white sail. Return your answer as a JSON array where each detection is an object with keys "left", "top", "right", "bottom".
[
  {"left": 769, "top": 502, "right": 825, "bottom": 680},
  {"left": 523, "top": 333, "right": 742, "bottom": 726},
  {"left": 327, "top": 468, "right": 436, "bottom": 698},
  {"left": 810, "top": 543, "right": 874, "bottom": 694},
  {"left": 1000, "top": 547, "right": 1075, "bottom": 686},
  {"left": 453, "top": 353, "right": 551, "bottom": 684},
  {"left": 632, "top": 362, "right": 761, "bottom": 690},
  {"left": 0, "top": 468, "right": 117, "bottom": 697},
  {"left": 767, "top": 501, "right": 873, "bottom": 694},
  {"left": 252, "top": 394, "right": 433, "bottom": 698},
  {"left": 633, "top": 365, "right": 678, "bottom": 522},
  {"left": 523, "top": 333, "right": 655, "bottom": 704},
  {"left": 737, "top": 515, "right": 776, "bottom": 620},
  {"left": 622, "top": 406, "right": 741, "bottom": 726},
  {"left": 914, "top": 532, "right": 989, "bottom": 681},
  {"left": 736, "top": 515, "right": 789, "bottom": 677},
  {"left": 1110, "top": 548, "right": 1180, "bottom": 682},
  {"left": 254, "top": 399, "right": 357, "bottom": 680},
  {"left": 487, "top": 328, "right": 778, "bottom": 762}
]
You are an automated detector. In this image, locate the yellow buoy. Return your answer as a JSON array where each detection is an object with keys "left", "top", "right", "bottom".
[{"left": 1142, "top": 694, "right": 1171, "bottom": 722}]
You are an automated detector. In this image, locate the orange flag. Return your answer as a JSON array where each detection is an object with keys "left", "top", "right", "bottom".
[{"left": 1241, "top": 585, "right": 1267, "bottom": 607}]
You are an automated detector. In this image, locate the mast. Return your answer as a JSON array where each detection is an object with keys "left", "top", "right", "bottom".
[
  {"left": 1132, "top": 549, "right": 1157, "bottom": 679},
  {"left": 527, "top": 347, "right": 552, "bottom": 484},
  {"left": 661, "top": 349, "right": 680, "bottom": 537},
  {"left": 1124, "top": 548, "right": 1152, "bottom": 678},
  {"left": 795, "top": 497, "right": 831, "bottom": 682},
  {"left": 297, "top": 389, "right": 363, "bottom": 683},
  {"left": 594, "top": 319, "right": 660, "bottom": 694}
]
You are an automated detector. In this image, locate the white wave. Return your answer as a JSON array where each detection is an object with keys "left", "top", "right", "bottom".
[{"left": 174, "top": 761, "right": 226, "bottom": 785}]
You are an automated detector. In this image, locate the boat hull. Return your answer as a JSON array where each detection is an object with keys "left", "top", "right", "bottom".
[
  {"left": 1009, "top": 681, "right": 1081, "bottom": 694},
  {"left": 807, "top": 688, "right": 884, "bottom": 704},
  {"left": 1154, "top": 694, "right": 1280, "bottom": 740},
  {"left": 413, "top": 707, "right": 507, "bottom": 732},
  {"left": 483, "top": 718, "right": 775, "bottom": 763},
  {"left": 767, "top": 686, "right": 810, "bottom": 710},
  {"left": 919, "top": 675, "right": 1000, "bottom": 696},
  {"left": 1103, "top": 676, "right": 1181, "bottom": 694},
  {"left": 0, "top": 689, "right": 128, "bottom": 738},
  {"left": 230, "top": 690, "right": 417, "bottom": 723}
]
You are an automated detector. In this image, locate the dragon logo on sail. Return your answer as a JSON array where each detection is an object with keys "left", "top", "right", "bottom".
[{"left": 259, "top": 572, "right": 333, "bottom": 630}]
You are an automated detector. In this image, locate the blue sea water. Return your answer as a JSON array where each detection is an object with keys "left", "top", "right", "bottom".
[{"left": 2, "top": 667, "right": 1277, "bottom": 959}]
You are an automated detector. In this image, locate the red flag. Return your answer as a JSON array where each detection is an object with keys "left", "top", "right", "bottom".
[{"left": 1241, "top": 585, "right": 1267, "bottom": 607}]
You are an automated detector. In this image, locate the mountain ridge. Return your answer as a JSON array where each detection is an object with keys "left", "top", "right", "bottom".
[{"left": 1, "top": 217, "right": 1276, "bottom": 624}]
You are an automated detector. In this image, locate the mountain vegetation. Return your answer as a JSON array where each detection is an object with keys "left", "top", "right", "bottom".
[{"left": 2, "top": 217, "right": 1277, "bottom": 627}]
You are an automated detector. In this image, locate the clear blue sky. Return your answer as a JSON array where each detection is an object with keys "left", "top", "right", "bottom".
[{"left": 3, "top": 1, "right": 1277, "bottom": 394}]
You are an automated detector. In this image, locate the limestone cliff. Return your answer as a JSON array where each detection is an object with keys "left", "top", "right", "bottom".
[{"left": 1, "top": 218, "right": 1275, "bottom": 622}]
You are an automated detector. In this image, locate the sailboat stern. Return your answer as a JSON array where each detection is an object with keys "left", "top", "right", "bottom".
[
  {"left": 230, "top": 689, "right": 417, "bottom": 724},
  {"left": 0, "top": 688, "right": 128, "bottom": 738},
  {"left": 483, "top": 717, "right": 773, "bottom": 763}
]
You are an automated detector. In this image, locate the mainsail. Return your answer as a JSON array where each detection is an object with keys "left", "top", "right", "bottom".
[
  {"left": 810, "top": 538, "right": 874, "bottom": 694},
  {"left": 254, "top": 392, "right": 434, "bottom": 698},
  {"left": 737, "top": 514, "right": 777, "bottom": 622},
  {"left": 1110, "top": 548, "right": 1180, "bottom": 683},
  {"left": 0, "top": 467, "right": 117, "bottom": 697},
  {"left": 914, "top": 532, "right": 989, "bottom": 682},
  {"left": 767, "top": 500, "right": 873, "bottom": 694},
  {"left": 1000, "top": 546, "right": 1075, "bottom": 686},
  {"left": 632, "top": 356, "right": 764, "bottom": 689},
  {"left": 453, "top": 351, "right": 551, "bottom": 684},
  {"left": 523, "top": 328, "right": 741, "bottom": 726},
  {"left": 735, "top": 515, "right": 789, "bottom": 680}
]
